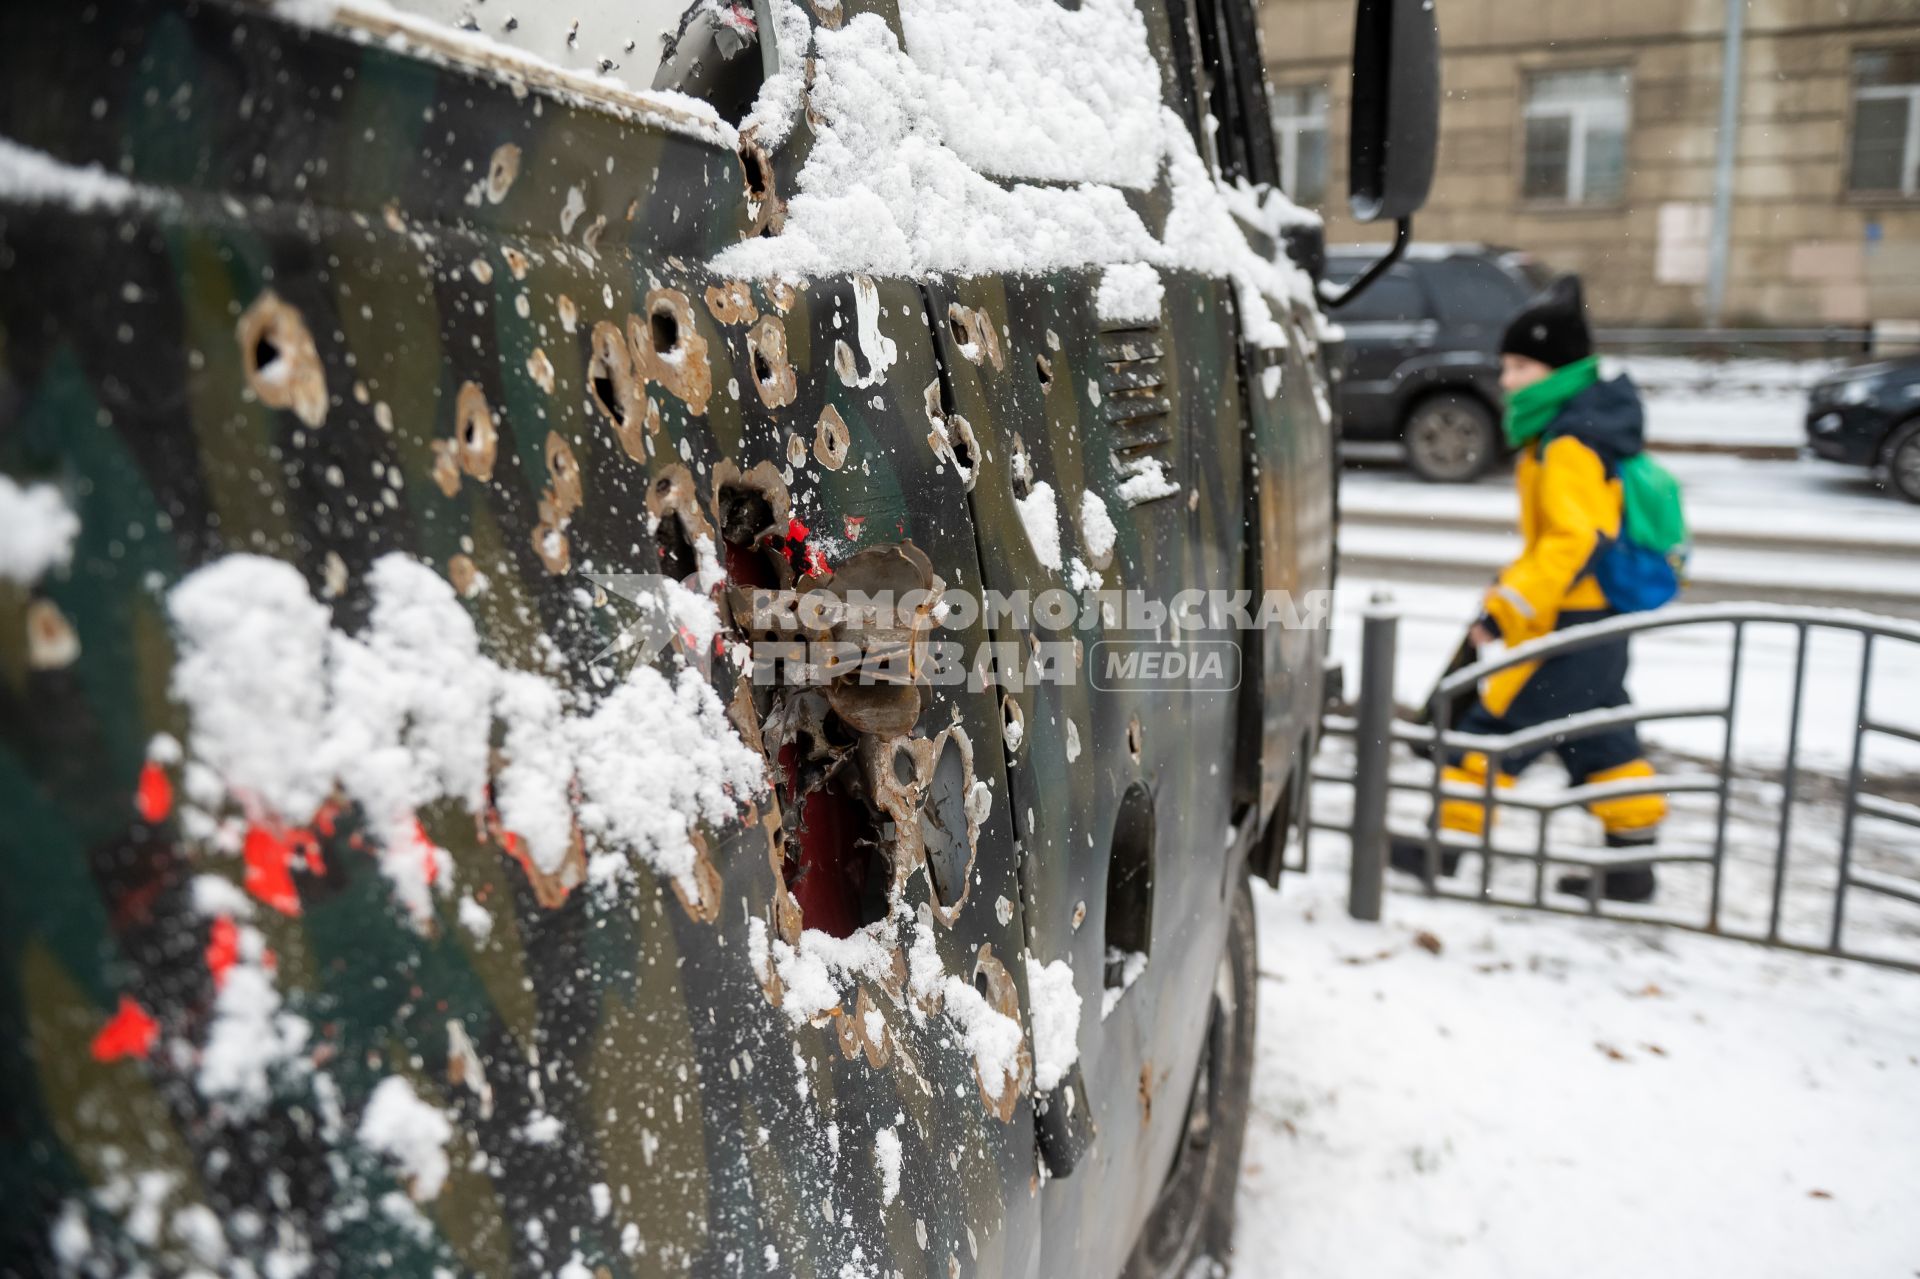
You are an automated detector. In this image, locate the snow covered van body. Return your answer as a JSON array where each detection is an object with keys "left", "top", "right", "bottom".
[{"left": 0, "top": 0, "right": 1432, "bottom": 1274}]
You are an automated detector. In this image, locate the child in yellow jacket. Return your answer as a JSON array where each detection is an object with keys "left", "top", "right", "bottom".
[{"left": 1400, "top": 276, "right": 1668, "bottom": 902}]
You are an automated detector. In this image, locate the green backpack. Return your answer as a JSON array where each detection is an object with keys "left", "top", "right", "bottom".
[{"left": 1595, "top": 453, "right": 1689, "bottom": 612}]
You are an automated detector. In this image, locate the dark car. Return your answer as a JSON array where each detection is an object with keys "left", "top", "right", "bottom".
[
  {"left": 1806, "top": 357, "right": 1920, "bottom": 502},
  {"left": 1327, "top": 244, "right": 1551, "bottom": 482}
]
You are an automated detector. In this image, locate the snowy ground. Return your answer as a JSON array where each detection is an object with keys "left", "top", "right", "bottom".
[
  {"left": 1233, "top": 867, "right": 1920, "bottom": 1279},
  {"left": 1235, "top": 431, "right": 1920, "bottom": 1275}
]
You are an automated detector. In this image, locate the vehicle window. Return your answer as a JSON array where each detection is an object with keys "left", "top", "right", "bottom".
[
  {"left": 1173, "top": 0, "right": 1280, "bottom": 187},
  {"left": 1423, "top": 258, "right": 1529, "bottom": 325},
  {"left": 1271, "top": 84, "right": 1330, "bottom": 205},
  {"left": 1330, "top": 267, "right": 1426, "bottom": 323}
]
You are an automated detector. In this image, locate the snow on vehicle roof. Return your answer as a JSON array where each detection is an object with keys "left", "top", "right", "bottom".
[{"left": 713, "top": 0, "right": 1320, "bottom": 345}]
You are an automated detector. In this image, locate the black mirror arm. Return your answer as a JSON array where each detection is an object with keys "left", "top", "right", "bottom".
[{"left": 1319, "top": 215, "right": 1411, "bottom": 310}]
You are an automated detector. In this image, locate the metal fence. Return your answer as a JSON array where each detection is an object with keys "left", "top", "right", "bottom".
[{"left": 1312, "top": 602, "right": 1920, "bottom": 972}]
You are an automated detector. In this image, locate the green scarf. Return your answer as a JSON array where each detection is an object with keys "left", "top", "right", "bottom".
[{"left": 1503, "top": 355, "right": 1600, "bottom": 449}]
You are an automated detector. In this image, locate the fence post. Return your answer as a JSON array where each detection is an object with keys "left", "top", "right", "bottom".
[{"left": 1349, "top": 595, "right": 1399, "bottom": 922}]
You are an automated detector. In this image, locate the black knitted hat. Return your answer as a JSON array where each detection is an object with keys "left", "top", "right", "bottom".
[{"left": 1500, "top": 275, "right": 1593, "bottom": 369}]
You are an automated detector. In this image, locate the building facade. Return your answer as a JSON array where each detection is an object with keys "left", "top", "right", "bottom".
[{"left": 1261, "top": 0, "right": 1920, "bottom": 328}]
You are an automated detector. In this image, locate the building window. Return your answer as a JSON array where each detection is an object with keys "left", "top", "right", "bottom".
[
  {"left": 1521, "top": 69, "right": 1630, "bottom": 205},
  {"left": 1271, "top": 85, "right": 1329, "bottom": 205},
  {"left": 1850, "top": 49, "right": 1920, "bottom": 196}
]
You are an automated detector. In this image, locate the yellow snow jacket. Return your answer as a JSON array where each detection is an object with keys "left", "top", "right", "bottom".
[{"left": 1481, "top": 376, "right": 1645, "bottom": 716}]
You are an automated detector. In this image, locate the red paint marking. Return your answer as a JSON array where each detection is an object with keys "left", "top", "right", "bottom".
[
  {"left": 206, "top": 916, "right": 239, "bottom": 989},
  {"left": 312, "top": 799, "right": 342, "bottom": 838},
  {"left": 411, "top": 820, "right": 441, "bottom": 887},
  {"left": 787, "top": 516, "right": 812, "bottom": 542},
  {"left": 90, "top": 996, "right": 158, "bottom": 1063},
  {"left": 843, "top": 515, "right": 867, "bottom": 543},
  {"left": 243, "top": 825, "right": 303, "bottom": 916},
  {"left": 135, "top": 762, "right": 173, "bottom": 824},
  {"left": 803, "top": 544, "right": 831, "bottom": 577}
]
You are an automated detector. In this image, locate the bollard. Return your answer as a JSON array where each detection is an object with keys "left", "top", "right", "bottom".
[{"left": 1348, "top": 595, "right": 1399, "bottom": 922}]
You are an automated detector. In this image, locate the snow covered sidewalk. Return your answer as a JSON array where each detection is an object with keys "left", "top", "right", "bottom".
[{"left": 1233, "top": 870, "right": 1920, "bottom": 1279}]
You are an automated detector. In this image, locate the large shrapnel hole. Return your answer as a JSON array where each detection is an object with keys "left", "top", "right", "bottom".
[
  {"left": 780, "top": 742, "right": 888, "bottom": 940},
  {"left": 919, "top": 734, "right": 972, "bottom": 910},
  {"left": 741, "top": 146, "right": 770, "bottom": 197},
  {"left": 592, "top": 370, "right": 626, "bottom": 425},
  {"left": 717, "top": 483, "right": 783, "bottom": 588},
  {"left": 1104, "top": 782, "right": 1155, "bottom": 989},
  {"left": 253, "top": 333, "right": 282, "bottom": 373}
]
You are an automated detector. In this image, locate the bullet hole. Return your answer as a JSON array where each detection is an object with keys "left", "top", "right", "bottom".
[
  {"left": 949, "top": 420, "right": 976, "bottom": 474},
  {"left": 746, "top": 314, "right": 798, "bottom": 410},
  {"left": 814, "top": 405, "right": 850, "bottom": 470},
  {"left": 1035, "top": 353, "right": 1053, "bottom": 387},
  {"left": 1127, "top": 716, "right": 1143, "bottom": 763},
  {"left": 919, "top": 731, "right": 975, "bottom": 916},
  {"left": 1105, "top": 782, "right": 1155, "bottom": 991},
  {"left": 646, "top": 464, "right": 717, "bottom": 584},
  {"left": 544, "top": 432, "right": 582, "bottom": 512},
  {"left": 740, "top": 145, "right": 769, "bottom": 198},
  {"left": 454, "top": 382, "right": 498, "bottom": 481},
  {"left": 968, "top": 946, "right": 1030, "bottom": 1120},
  {"left": 737, "top": 138, "right": 786, "bottom": 237},
  {"left": 1009, "top": 435, "right": 1033, "bottom": 501},
  {"left": 705, "top": 280, "right": 759, "bottom": 326},
  {"left": 486, "top": 143, "right": 521, "bottom": 203},
  {"left": 1000, "top": 694, "right": 1025, "bottom": 755},
  {"left": 672, "top": 832, "right": 724, "bottom": 924},
  {"left": 237, "top": 290, "right": 328, "bottom": 427},
  {"left": 448, "top": 553, "right": 478, "bottom": 597},
  {"left": 501, "top": 246, "right": 530, "bottom": 280},
  {"left": 946, "top": 303, "right": 1004, "bottom": 370},
  {"left": 632, "top": 289, "right": 711, "bottom": 415},
  {"left": 26, "top": 600, "right": 80, "bottom": 670},
  {"left": 526, "top": 347, "right": 556, "bottom": 394},
  {"left": 531, "top": 431, "right": 582, "bottom": 575},
  {"left": 587, "top": 320, "right": 640, "bottom": 450}
]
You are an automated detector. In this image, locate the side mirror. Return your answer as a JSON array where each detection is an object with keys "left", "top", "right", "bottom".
[
  {"left": 1324, "top": 0, "right": 1439, "bottom": 309},
  {"left": 1348, "top": 0, "right": 1439, "bottom": 223}
]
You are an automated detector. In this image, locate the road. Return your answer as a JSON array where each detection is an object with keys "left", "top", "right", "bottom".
[{"left": 1336, "top": 450, "right": 1920, "bottom": 620}]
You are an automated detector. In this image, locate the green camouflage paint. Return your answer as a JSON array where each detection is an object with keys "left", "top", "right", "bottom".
[{"left": 0, "top": 1, "right": 1333, "bottom": 1274}]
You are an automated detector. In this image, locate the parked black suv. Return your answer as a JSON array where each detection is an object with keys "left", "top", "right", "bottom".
[
  {"left": 1805, "top": 356, "right": 1920, "bottom": 503},
  {"left": 1328, "top": 244, "right": 1550, "bottom": 481}
]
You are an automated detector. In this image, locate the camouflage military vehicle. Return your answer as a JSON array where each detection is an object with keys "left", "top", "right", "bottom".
[{"left": 0, "top": 0, "right": 1433, "bottom": 1274}]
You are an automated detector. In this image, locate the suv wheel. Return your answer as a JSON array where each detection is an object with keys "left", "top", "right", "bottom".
[
  {"left": 1121, "top": 874, "right": 1258, "bottom": 1279},
  {"left": 1883, "top": 419, "right": 1920, "bottom": 504},
  {"left": 1403, "top": 391, "right": 1499, "bottom": 483}
]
